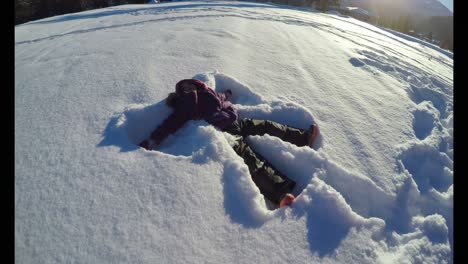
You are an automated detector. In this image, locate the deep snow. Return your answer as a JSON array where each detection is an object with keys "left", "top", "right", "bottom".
[{"left": 15, "top": 1, "right": 452, "bottom": 263}]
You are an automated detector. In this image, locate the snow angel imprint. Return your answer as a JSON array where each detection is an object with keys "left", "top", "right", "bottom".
[{"left": 139, "top": 79, "right": 320, "bottom": 208}]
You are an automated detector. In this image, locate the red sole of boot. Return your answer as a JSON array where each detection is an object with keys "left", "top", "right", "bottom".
[{"left": 309, "top": 124, "right": 320, "bottom": 147}]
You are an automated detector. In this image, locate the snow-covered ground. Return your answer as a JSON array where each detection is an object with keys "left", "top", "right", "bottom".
[{"left": 15, "top": 1, "right": 453, "bottom": 263}]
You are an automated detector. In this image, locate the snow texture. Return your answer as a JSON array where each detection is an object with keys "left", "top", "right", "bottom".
[{"left": 15, "top": 1, "right": 452, "bottom": 263}]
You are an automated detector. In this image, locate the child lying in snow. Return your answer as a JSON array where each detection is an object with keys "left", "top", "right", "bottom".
[{"left": 139, "top": 79, "right": 319, "bottom": 208}]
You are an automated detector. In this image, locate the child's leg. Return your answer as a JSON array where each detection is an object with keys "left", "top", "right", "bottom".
[
  {"left": 229, "top": 118, "right": 309, "bottom": 147},
  {"left": 231, "top": 137, "right": 296, "bottom": 204}
]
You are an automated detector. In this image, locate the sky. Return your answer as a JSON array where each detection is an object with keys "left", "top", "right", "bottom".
[
  {"left": 439, "top": 0, "right": 453, "bottom": 12},
  {"left": 15, "top": 1, "right": 453, "bottom": 263}
]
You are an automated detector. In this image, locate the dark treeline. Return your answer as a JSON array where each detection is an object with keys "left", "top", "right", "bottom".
[
  {"left": 373, "top": 14, "right": 453, "bottom": 51},
  {"left": 373, "top": 15, "right": 412, "bottom": 34},
  {"left": 15, "top": 0, "right": 148, "bottom": 25},
  {"left": 354, "top": 3, "right": 453, "bottom": 52}
]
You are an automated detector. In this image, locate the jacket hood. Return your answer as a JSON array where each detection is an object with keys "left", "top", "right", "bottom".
[{"left": 175, "top": 79, "right": 207, "bottom": 94}]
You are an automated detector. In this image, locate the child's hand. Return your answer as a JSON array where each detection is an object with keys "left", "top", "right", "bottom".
[
  {"left": 139, "top": 139, "right": 157, "bottom": 150},
  {"left": 225, "top": 89, "right": 232, "bottom": 100},
  {"left": 139, "top": 140, "right": 150, "bottom": 150}
]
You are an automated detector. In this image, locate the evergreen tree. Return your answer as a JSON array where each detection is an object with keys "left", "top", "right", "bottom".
[
  {"left": 316, "top": 0, "right": 339, "bottom": 12},
  {"left": 15, "top": 0, "right": 34, "bottom": 24},
  {"left": 15, "top": 0, "right": 150, "bottom": 24}
]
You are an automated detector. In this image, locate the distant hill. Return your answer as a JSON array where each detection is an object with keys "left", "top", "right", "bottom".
[
  {"left": 340, "top": 0, "right": 452, "bottom": 51},
  {"left": 342, "top": 0, "right": 452, "bottom": 17}
]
